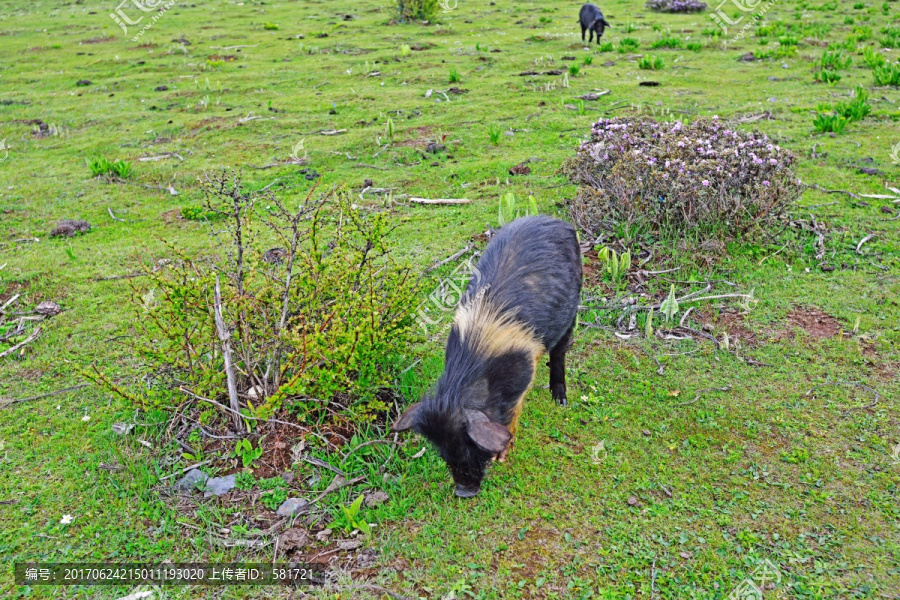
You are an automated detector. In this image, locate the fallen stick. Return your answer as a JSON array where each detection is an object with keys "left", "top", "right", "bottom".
[
  {"left": 213, "top": 276, "right": 243, "bottom": 432},
  {"left": 806, "top": 381, "right": 880, "bottom": 416},
  {"left": 94, "top": 272, "right": 145, "bottom": 281},
  {"left": 0, "top": 326, "right": 41, "bottom": 358},
  {"left": 805, "top": 183, "right": 860, "bottom": 200},
  {"left": 856, "top": 233, "right": 875, "bottom": 254},
  {"left": 676, "top": 385, "right": 732, "bottom": 406},
  {"left": 159, "top": 460, "right": 213, "bottom": 481},
  {"left": 409, "top": 197, "right": 471, "bottom": 205},
  {"left": 137, "top": 153, "right": 184, "bottom": 162},
  {"left": 318, "top": 129, "right": 347, "bottom": 136},
  {"left": 356, "top": 163, "right": 389, "bottom": 171},
  {"left": 107, "top": 207, "right": 125, "bottom": 222},
  {"left": 0, "top": 294, "right": 19, "bottom": 314},
  {"left": 210, "top": 44, "right": 258, "bottom": 50},
  {"left": 311, "top": 475, "right": 367, "bottom": 504},
  {"left": 424, "top": 243, "right": 475, "bottom": 273},
  {"left": 302, "top": 456, "right": 347, "bottom": 478},
  {"left": 0, "top": 383, "right": 90, "bottom": 408}
]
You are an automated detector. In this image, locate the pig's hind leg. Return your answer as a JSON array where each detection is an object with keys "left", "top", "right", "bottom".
[{"left": 549, "top": 322, "right": 575, "bottom": 406}]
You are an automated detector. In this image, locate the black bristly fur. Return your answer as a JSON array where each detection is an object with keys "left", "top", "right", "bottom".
[
  {"left": 579, "top": 3, "right": 611, "bottom": 44},
  {"left": 393, "top": 216, "right": 583, "bottom": 497}
]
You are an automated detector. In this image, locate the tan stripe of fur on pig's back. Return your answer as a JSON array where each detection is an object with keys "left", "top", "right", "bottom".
[{"left": 454, "top": 293, "right": 544, "bottom": 435}]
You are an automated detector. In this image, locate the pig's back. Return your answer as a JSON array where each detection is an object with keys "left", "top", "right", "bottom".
[{"left": 464, "top": 215, "right": 582, "bottom": 350}]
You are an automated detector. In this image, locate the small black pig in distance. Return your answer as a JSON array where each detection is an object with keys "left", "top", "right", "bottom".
[
  {"left": 579, "top": 3, "right": 611, "bottom": 44},
  {"left": 392, "top": 216, "right": 582, "bottom": 498}
]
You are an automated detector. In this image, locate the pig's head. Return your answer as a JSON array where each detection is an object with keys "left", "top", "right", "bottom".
[
  {"left": 391, "top": 381, "right": 511, "bottom": 498},
  {"left": 590, "top": 18, "right": 610, "bottom": 38}
]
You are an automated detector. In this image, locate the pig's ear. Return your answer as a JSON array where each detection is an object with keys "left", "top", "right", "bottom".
[
  {"left": 391, "top": 401, "right": 422, "bottom": 433},
  {"left": 464, "top": 410, "right": 511, "bottom": 454}
]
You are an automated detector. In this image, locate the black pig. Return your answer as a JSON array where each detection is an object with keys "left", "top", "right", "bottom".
[
  {"left": 392, "top": 216, "right": 582, "bottom": 498},
  {"left": 579, "top": 3, "right": 611, "bottom": 44}
]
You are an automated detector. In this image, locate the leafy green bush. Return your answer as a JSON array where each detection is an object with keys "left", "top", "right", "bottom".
[
  {"left": 561, "top": 117, "right": 801, "bottom": 237},
  {"left": 881, "top": 26, "right": 900, "bottom": 48},
  {"left": 97, "top": 172, "right": 419, "bottom": 428},
  {"left": 813, "top": 113, "right": 849, "bottom": 133},
  {"left": 395, "top": 0, "right": 439, "bottom": 21},
  {"left": 179, "top": 206, "right": 220, "bottom": 221},
  {"left": 88, "top": 157, "right": 133, "bottom": 179},
  {"left": 618, "top": 37, "right": 640, "bottom": 52},
  {"left": 820, "top": 49, "right": 851, "bottom": 70},
  {"left": 638, "top": 56, "right": 665, "bottom": 70},
  {"left": 488, "top": 124, "right": 502, "bottom": 145},
  {"left": 862, "top": 47, "right": 886, "bottom": 68},
  {"left": 814, "top": 69, "right": 842, "bottom": 84},
  {"left": 834, "top": 86, "right": 872, "bottom": 121},
  {"left": 651, "top": 37, "right": 683, "bottom": 49},
  {"left": 873, "top": 62, "right": 900, "bottom": 86}
]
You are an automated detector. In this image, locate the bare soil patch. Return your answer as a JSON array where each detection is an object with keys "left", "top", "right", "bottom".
[
  {"left": 779, "top": 307, "right": 842, "bottom": 340},
  {"left": 699, "top": 309, "right": 758, "bottom": 348}
]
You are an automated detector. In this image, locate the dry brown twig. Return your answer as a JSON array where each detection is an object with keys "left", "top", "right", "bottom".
[
  {"left": 677, "top": 385, "right": 732, "bottom": 406},
  {"left": 805, "top": 381, "right": 880, "bottom": 415}
]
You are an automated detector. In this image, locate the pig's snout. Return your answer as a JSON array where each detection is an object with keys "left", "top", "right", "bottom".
[{"left": 454, "top": 484, "right": 481, "bottom": 498}]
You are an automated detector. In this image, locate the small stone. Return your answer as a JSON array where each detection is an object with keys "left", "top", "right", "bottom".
[
  {"left": 281, "top": 471, "right": 295, "bottom": 484},
  {"left": 155, "top": 85, "right": 169, "bottom": 91},
  {"left": 680, "top": 551, "right": 693, "bottom": 559},
  {"left": 880, "top": 206, "right": 895, "bottom": 215},
  {"left": 641, "top": 429, "right": 651, "bottom": 437},
  {"left": 356, "top": 548, "right": 377, "bottom": 568},
  {"left": 426, "top": 142, "right": 445, "bottom": 154},
  {"left": 627, "top": 495, "right": 639, "bottom": 507},
  {"left": 363, "top": 178, "right": 374, "bottom": 188},
  {"left": 858, "top": 167, "right": 880, "bottom": 176},
  {"left": 316, "top": 529, "right": 332, "bottom": 542},
  {"left": 509, "top": 163, "right": 531, "bottom": 176},
  {"left": 203, "top": 474, "right": 236, "bottom": 497},
  {"left": 76, "top": 79, "right": 92, "bottom": 86},
  {"left": 245, "top": 385, "right": 265, "bottom": 400},
  {"left": 50, "top": 219, "right": 91, "bottom": 238},
  {"left": 262, "top": 248, "right": 288, "bottom": 264},
  {"left": 339, "top": 539, "right": 362, "bottom": 551},
  {"left": 365, "top": 490, "right": 389, "bottom": 508},
  {"left": 111, "top": 422, "right": 134, "bottom": 436},
  {"left": 35, "top": 301, "right": 62, "bottom": 317},
  {"left": 278, "top": 527, "right": 309, "bottom": 550},
  {"left": 175, "top": 469, "right": 208, "bottom": 492},
  {"left": 276, "top": 497, "right": 310, "bottom": 517}
]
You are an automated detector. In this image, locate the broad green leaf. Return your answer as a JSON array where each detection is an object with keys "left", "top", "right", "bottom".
[{"left": 661, "top": 284, "right": 679, "bottom": 322}]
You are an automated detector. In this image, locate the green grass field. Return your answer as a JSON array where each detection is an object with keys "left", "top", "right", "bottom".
[{"left": 1, "top": 0, "right": 899, "bottom": 598}]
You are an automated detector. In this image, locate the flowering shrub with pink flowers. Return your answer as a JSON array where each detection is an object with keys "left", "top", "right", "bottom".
[
  {"left": 561, "top": 117, "right": 802, "bottom": 237},
  {"left": 645, "top": 0, "right": 708, "bottom": 13}
]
